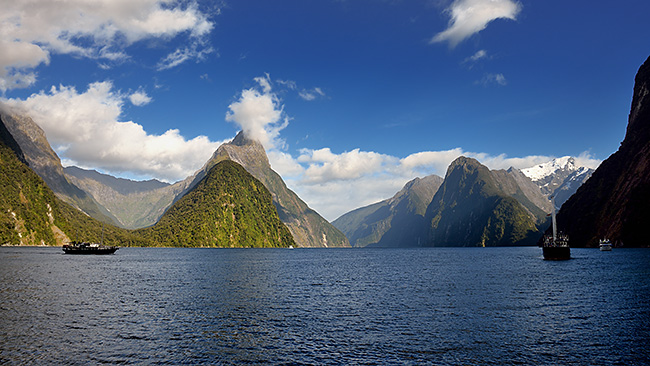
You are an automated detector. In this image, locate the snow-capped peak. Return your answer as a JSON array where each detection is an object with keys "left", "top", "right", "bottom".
[{"left": 521, "top": 156, "right": 577, "bottom": 181}]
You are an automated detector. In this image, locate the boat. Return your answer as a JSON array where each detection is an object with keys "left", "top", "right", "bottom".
[
  {"left": 542, "top": 196, "right": 571, "bottom": 260},
  {"left": 62, "top": 241, "right": 119, "bottom": 255},
  {"left": 599, "top": 238, "right": 613, "bottom": 251},
  {"left": 62, "top": 224, "right": 118, "bottom": 255}
]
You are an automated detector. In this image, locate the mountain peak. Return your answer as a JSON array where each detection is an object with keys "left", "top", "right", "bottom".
[
  {"left": 215, "top": 131, "right": 270, "bottom": 171},
  {"left": 521, "top": 156, "right": 580, "bottom": 182},
  {"left": 231, "top": 130, "right": 261, "bottom": 147}
]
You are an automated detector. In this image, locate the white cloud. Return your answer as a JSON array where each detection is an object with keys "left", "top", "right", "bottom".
[
  {"left": 299, "top": 87, "right": 326, "bottom": 101},
  {"left": 477, "top": 73, "right": 507, "bottom": 86},
  {"left": 129, "top": 90, "right": 152, "bottom": 106},
  {"left": 225, "top": 75, "right": 289, "bottom": 150},
  {"left": 464, "top": 49, "right": 488, "bottom": 64},
  {"left": 156, "top": 44, "right": 215, "bottom": 71},
  {"left": 276, "top": 79, "right": 298, "bottom": 90},
  {"left": 262, "top": 140, "right": 587, "bottom": 221},
  {"left": 432, "top": 0, "right": 521, "bottom": 47},
  {"left": 574, "top": 151, "right": 602, "bottom": 170},
  {"left": 0, "top": 81, "right": 222, "bottom": 182},
  {"left": 0, "top": 0, "right": 215, "bottom": 90}
]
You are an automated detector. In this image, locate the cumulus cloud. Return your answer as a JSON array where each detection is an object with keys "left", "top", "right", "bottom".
[
  {"left": 0, "top": 0, "right": 215, "bottom": 90},
  {"left": 129, "top": 90, "right": 152, "bottom": 106},
  {"left": 0, "top": 81, "right": 222, "bottom": 182},
  {"left": 225, "top": 75, "right": 289, "bottom": 150},
  {"left": 432, "top": 0, "right": 521, "bottom": 47},
  {"left": 574, "top": 151, "right": 602, "bottom": 170},
  {"left": 263, "top": 141, "right": 586, "bottom": 221}
]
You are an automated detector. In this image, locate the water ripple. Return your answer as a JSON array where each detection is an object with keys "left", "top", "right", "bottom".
[{"left": 1, "top": 247, "right": 649, "bottom": 365}]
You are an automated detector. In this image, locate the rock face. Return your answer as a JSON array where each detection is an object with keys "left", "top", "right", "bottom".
[
  {"left": 136, "top": 160, "right": 295, "bottom": 248},
  {"left": 333, "top": 175, "right": 443, "bottom": 247},
  {"left": 0, "top": 111, "right": 120, "bottom": 226},
  {"left": 0, "top": 120, "right": 141, "bottom": 246},
  {"left": 64, "top": 166, "right": 191, "bottom": 229},
  {"left": 0, "top": 118, "right": 63, "bottom": 245},
  {"left": 213, "top": 132, "right": 349, "bottom": 247},
  {"left": 556, "top": 55, "right": 650, "bottom": 247},
  {"left": 424, "top": 157, "right": 542, "bottom": 247},
  {"left": 521, "top": 156, "right": 594, "bottom": 209}
]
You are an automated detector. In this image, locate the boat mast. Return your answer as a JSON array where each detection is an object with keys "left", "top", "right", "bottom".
[{"left": 550, "top": 195, "right": 557, "bottom": 242}]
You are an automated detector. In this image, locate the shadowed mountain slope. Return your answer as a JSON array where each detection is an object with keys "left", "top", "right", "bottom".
[
  {"left": 556, "top": 55, "right": 650, "bottom": 247},
  {"left": 333, "top": 175, "right": 443, "bottom": 247}
]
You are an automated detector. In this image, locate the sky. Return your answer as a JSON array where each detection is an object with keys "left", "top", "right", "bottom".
[{"left": 0, "top": 0, "right": 648, "bottom": 221}]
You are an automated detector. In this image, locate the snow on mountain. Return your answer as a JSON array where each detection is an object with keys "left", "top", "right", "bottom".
[
  {"left": 521, "top": 156, "right": 577, "bottom": 181},
  {"left": 520, "top": 156, "right": 595, "bottom": 209}
]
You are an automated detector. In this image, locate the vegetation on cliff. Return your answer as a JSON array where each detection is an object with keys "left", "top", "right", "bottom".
[
  {"left": 1, "top": 121, "right": 294, "bottom": 248},
  {"left": 425, "top": 157, "right": 541, "bottom": 247},
  {"left": 135, "top": 160, "right": 295, "bottom": 247}
]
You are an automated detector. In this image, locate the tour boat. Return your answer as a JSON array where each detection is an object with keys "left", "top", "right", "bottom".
[
  {"left": 62, "top": 241, "right": 119, "bottom": 255},
  {"left": 542, "top": 196, "right": 571, "bottom": 260},
  {"left": 599, "top": 239, "right": 613, "bottom": 251}
]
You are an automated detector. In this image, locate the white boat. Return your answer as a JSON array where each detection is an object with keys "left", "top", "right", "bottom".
[{"left": 599, "top": 238, "right": 612, "bottom": 251}]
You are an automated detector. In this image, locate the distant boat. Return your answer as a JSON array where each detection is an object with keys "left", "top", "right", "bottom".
[
  {"left": 62, "top": 241, "right": 119, "bottom": 255},
  {"left": 62, "top": 224, "right": 118, "bottom": 255},
  {"left": 542, "top": 196, "right": 571, "bottom": 260},
  {"left": 599, "top": 238, "right": 613, "bottom": 251}
]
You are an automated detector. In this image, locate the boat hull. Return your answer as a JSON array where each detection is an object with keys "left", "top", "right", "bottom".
[
  {"left": 543, "top": 246, "right": 571, "bottom": 260},
  {"left": 62, "top": 246, "right": 119, "bottom": 255}
]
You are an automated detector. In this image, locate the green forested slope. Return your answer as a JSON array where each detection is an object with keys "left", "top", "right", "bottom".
[
  {"left": 136, "top": 160, "right": 295, "bottom": 247},
  {"left": 1, "top": 120, "right": 294, "bottom": 248}
]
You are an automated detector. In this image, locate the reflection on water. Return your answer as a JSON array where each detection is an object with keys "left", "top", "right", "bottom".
[{"left": 1, "top": 246, "right": 649, "bottom": 364}]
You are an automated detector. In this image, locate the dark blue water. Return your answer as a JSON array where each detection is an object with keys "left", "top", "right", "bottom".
[{"left": 1, "top": 247, "right": 649, "bottom": 365}]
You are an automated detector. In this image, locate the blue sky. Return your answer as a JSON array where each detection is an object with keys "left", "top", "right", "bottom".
[{"left": 1, "top": 0, "right": 648, "bottom": 220}]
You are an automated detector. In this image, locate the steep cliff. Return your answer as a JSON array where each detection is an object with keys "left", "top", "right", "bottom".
[
  {"left": 333, "top": 175, "right": 443, "bottom": 247},
  {"left": 556, "top": 55, "right": 650, "bottom": 247},
  {"left": 0, "top": 110, "right": 120, "bottom": 226},
  {"left": 213, "top": 132, "right": 349, "bottom": 247},
  {"left": 424, "top": 157, "right": 541, "bottom": 247}
]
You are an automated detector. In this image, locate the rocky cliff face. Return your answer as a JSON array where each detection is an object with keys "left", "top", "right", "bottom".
[
  {"left": 333, "top": 174, "right": 443, "bottom": 247},
  {"left": 0, "top": 110, "right": 121, "bottom": 226},
  {"left": 213, "top": 131, "right": 349, "bottom": 247},
  {"left": 424, "top": 157, "right": 541, "bottom": 247},
  {"left": 64, "top": 166, "right": 190, "bottom": 229},
  {"left": 556, "top": 55, "right": 650, "bottom": 247},
  {"left": 521, "top": 156, "right": 594, "bottom": 209}
]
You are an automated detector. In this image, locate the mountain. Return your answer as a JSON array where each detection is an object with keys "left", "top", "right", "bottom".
[
  {"left": 0, "top": 110, "right": 121, "bottom": 227},
  {"left": 0, "top": 117, "right": 143, "bottom": 246},
  {"left": 135, "top": 160, "right": 295, "bottom": 248},
  {"left": 63, "top": 166, "right": 192, "bottom": 229},
  {"left": 555, "top": 55, "right": 650, "bottom": 247},
  {"left": 424, "top": 157, "right": 542, "bottom": 247},
  {"left": 491, "top": 167, "right": 552, "bottom": 219},
  {"left": 65, "top": 166, "right": 169, "bottom": 193},
  {"left": 521, "top": 156, "right": 594, "bottom": 208},
  {"left": 213, "top": 131, "right": 349, "bottom": 247},
  {"left": 1, "top": 115, "right": 294, "bottom": 248},
  {"left": 333, "top": 175, "right": 443, "bottom": 247}
]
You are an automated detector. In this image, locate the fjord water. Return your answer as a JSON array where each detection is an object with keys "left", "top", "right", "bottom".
[{"left": 1, "top": 247, "right": 648, "bottom": 365}]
